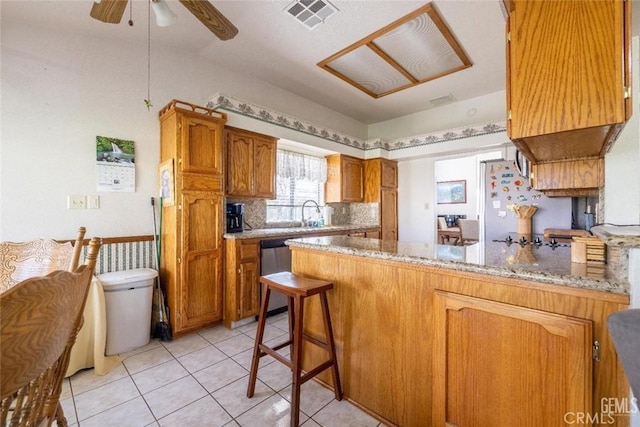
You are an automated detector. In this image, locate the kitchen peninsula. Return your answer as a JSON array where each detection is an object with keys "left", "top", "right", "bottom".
[{"left": 287, "top": 236, "right": 631, "bottom": 427}]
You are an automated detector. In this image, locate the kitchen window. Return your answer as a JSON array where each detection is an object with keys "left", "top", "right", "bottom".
[{"left": 266, "top": 150, "right": 327, "bottom": 223}]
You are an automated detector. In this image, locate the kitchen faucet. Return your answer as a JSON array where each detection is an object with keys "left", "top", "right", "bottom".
[{"left": 301, "top": 199, "right": 321, "bottom": 227}]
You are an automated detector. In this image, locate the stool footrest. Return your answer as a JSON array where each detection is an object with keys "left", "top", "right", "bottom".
[
  {"left": 302, "top": 333, "right": 328, "bottom": 351},
  {"left": 299, "top": 360, "right": 334, "bottom": 385},
  {"left": 258, "top": 344, "right": 293, "bottom": 368},
  {"left": 270, "top": 340, "right": 293, "bottom": 352}
]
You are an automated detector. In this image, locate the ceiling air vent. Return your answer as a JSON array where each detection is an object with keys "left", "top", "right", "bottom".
[
  {"left": 285, "top": 0, "right": 338, "bottom": 30},
  {"left": 429, "top": 94, "right": 457, "bottom": 108}
]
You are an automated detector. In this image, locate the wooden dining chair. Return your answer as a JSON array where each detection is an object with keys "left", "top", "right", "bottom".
[
  {"left": 1, "top": 266, "right": 94, "bottom": 427},
  {"left": 0, "top": 232, "right": 101, "bottom": 427},
  {"left": 0, "top": 227, "right": 87, "bottom": 292},
  {"left": 459, "top": 219, "right": 480, "bottom": 245},
  {"left": 437, "top": 217, "right": 461, "bottom": 245}
]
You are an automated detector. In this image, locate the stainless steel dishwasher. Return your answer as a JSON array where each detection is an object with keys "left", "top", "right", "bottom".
[{"left": 260, "top": 239, "right": 291, "bottom": 316}]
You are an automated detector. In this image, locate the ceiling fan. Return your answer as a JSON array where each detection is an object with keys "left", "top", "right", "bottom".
[{"left": 89, "top": 0, "right": 238, "bottom": 41}]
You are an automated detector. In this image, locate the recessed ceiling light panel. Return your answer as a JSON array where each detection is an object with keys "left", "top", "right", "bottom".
[
  {"left": 285, "top": 0, "right": 338, "bottom": 30},
  {"left": 318, "top": 3, "right": 472, "bottom": 98},
  {"left": 329, "top": 46, "right": 413, "bottom": 96}
]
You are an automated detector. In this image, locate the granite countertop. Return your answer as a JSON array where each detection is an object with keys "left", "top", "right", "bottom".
[
  {"left": 223, "top": 224, "right": 380, "bottom": 240},
  {"left": 286, "top": 235, "right": 630, "bottom": 296},
  {"left": 591, "top": 225, "right": 640, "bottom": 247}
]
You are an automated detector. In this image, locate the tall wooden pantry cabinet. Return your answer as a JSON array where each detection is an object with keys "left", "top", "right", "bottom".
[
  {"left": 364, "top": 158, "right": 398, "bottom": 241},
  {"left": 158, "top": 100, "right": 226, "bottom": 337}
]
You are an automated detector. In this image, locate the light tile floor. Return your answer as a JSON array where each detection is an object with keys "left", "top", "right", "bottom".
[{"left": 60, "top": 312, "right": 383, "bottom": 426}]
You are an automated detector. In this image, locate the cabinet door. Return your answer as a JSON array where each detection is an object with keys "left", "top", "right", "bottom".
[
  {"left": 239, "top": 260, "right": 260, "bottom": 319},
  {"left": 342, "top": 156, "right": 363, "bottom": 202},
  {"left": 253, "top": 138, "right": 276, "bottom": 198},
  {"left": 380, "top": 160, "right": 398, "bottom": 189},
  {"left": 532, "top": 158, "right": 604, "bottom": 191},
  {"left": 508, "top": 0, "right": 627, "bottom": 139},
  {"left": 179, "top": 192, "right": 223, "bottom": 332},
  {"left": 181, "top": 115, "right": 224, "bottom": 176},
  {"left": 226, "top": 132, "right": 254, "bottom": 196},
  {"left": 433, "top": 291, "right": 592, "bottom": 426},
  {"left": 381, "top": 189, "right": 397, "bottom": 241}
]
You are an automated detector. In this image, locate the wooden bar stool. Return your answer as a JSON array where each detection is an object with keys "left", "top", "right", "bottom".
[{"left": 247, "top": 271, "right": 343, "bottom": 427}]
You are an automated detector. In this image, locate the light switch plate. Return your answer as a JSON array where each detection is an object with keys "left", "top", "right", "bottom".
[
  {"left": 87, "top": 195, "right": 100, "bottom": 209},
  {"left": 67, "top": 195, "right": 86, "bottom": 209}
]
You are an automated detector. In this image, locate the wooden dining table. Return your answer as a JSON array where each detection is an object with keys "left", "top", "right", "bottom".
[{"left": 438, "top": 227, "right": 461, "bottom": 245}]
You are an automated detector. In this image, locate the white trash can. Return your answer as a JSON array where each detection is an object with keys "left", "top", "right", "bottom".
[{"left": 99, "top": 268, "right": 157, "bottom": 356}]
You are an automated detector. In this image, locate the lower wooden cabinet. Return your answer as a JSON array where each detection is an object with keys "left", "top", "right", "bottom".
[
  {"left": 224, "top": 239, "right": 260, "bottom": 328},
  {"left": 165, "top": 192, "right": 224, "bottom": 336},
  {"left": 433, "top": 291, "right": 593, "bottom": 426},
  {"left": 224, "top": 228, "right": 380, "bottom": 328}
]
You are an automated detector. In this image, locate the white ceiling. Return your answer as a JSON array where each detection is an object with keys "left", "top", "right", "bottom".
[{"left": 3, "top": 0, "right": 640, "bottom": 125}]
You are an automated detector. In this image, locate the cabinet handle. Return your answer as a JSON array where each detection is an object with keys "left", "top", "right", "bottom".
[{"left": 593, "top": 341, "right": 600, "bottom": 362}]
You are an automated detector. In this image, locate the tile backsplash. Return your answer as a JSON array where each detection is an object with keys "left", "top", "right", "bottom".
[{"left": 227, "top": 198, "right": 379, "bottom": 230}]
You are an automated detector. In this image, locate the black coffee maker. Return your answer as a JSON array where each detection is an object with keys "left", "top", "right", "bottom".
[{"left": 226, "top": 203, "right": 244, "bottom": 233}]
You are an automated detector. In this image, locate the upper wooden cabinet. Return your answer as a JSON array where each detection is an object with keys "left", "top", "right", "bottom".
[
  {"left": 364, "top": 158, "right": 397, "bottom": 199},
  {"left": 225, "top": 126, "right": 277, "bottom": 198},
  {"left": 531, "top": 157, "right": 604, "bottom": 197},
  {"left": 159, "top": 100, "right": 226, "bottom": 336},
  {"left": 506, "top": 0, "right": 631, "bottom": 163},
  {"left": 325, "top": 154, "right": 364, "bottom": 203}
]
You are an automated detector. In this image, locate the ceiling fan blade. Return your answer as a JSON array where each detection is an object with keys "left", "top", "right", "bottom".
[
  {"left": 179, "top": 0, "right": 238, "bottom": 41},
  {"left": 90, "top": 0, "right": 129, "bottom": 24}
]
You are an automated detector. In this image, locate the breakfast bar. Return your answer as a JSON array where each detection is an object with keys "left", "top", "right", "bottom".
[{"left": 287, "top": 236, "right": 631, "bottom": 427}]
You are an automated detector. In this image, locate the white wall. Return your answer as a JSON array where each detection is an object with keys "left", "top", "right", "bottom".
[
  {"left": 605, "top": 37, "right": 640, "bottom": 226},
  {"left": 0, "top": 19, "right": 367, "bottom": 241},
  {"left": 368, "top": 90, "right": 506, "bottom": 140},
  {"left": 397, "top": 157, "right": 434, "bottom": 243},
  {"left": 435, "top": 156, "right": 479, "bottom": 220}
]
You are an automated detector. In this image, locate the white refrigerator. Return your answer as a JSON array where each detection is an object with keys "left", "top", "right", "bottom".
[{"left": 481, "top": 159, "right": 572, "bottom": 241}]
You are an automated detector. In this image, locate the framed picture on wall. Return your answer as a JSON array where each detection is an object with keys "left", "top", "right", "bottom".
[
  {"left": 158, "top": 159, "right": 175, "bottom": 206},
  {"left": 437, "top": 180, "right": 466, "bottom": 204}
]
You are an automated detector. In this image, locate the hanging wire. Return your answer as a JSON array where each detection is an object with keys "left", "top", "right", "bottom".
[
  {"left": 144, "top": 0, "right": 153, "bottom": 110},
  {"left": 128, "top": 0, "right": 133, "bottom": 26}
]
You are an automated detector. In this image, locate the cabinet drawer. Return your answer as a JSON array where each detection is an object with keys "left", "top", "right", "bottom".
[
  {"left": 239, "top": 242, "right": 259, "bottom": 261},
  {"left": 181, "top": 173, "right": 223, "bottom": 192}
]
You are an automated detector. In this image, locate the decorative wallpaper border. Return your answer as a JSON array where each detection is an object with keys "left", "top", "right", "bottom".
[{"left": 206, "top": 93, "right": 506, "bottom": 153}]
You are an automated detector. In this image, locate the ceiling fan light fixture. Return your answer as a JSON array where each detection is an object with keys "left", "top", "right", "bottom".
[{"left": 151, "top": 0, "right": 177, "bottom": 27}]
